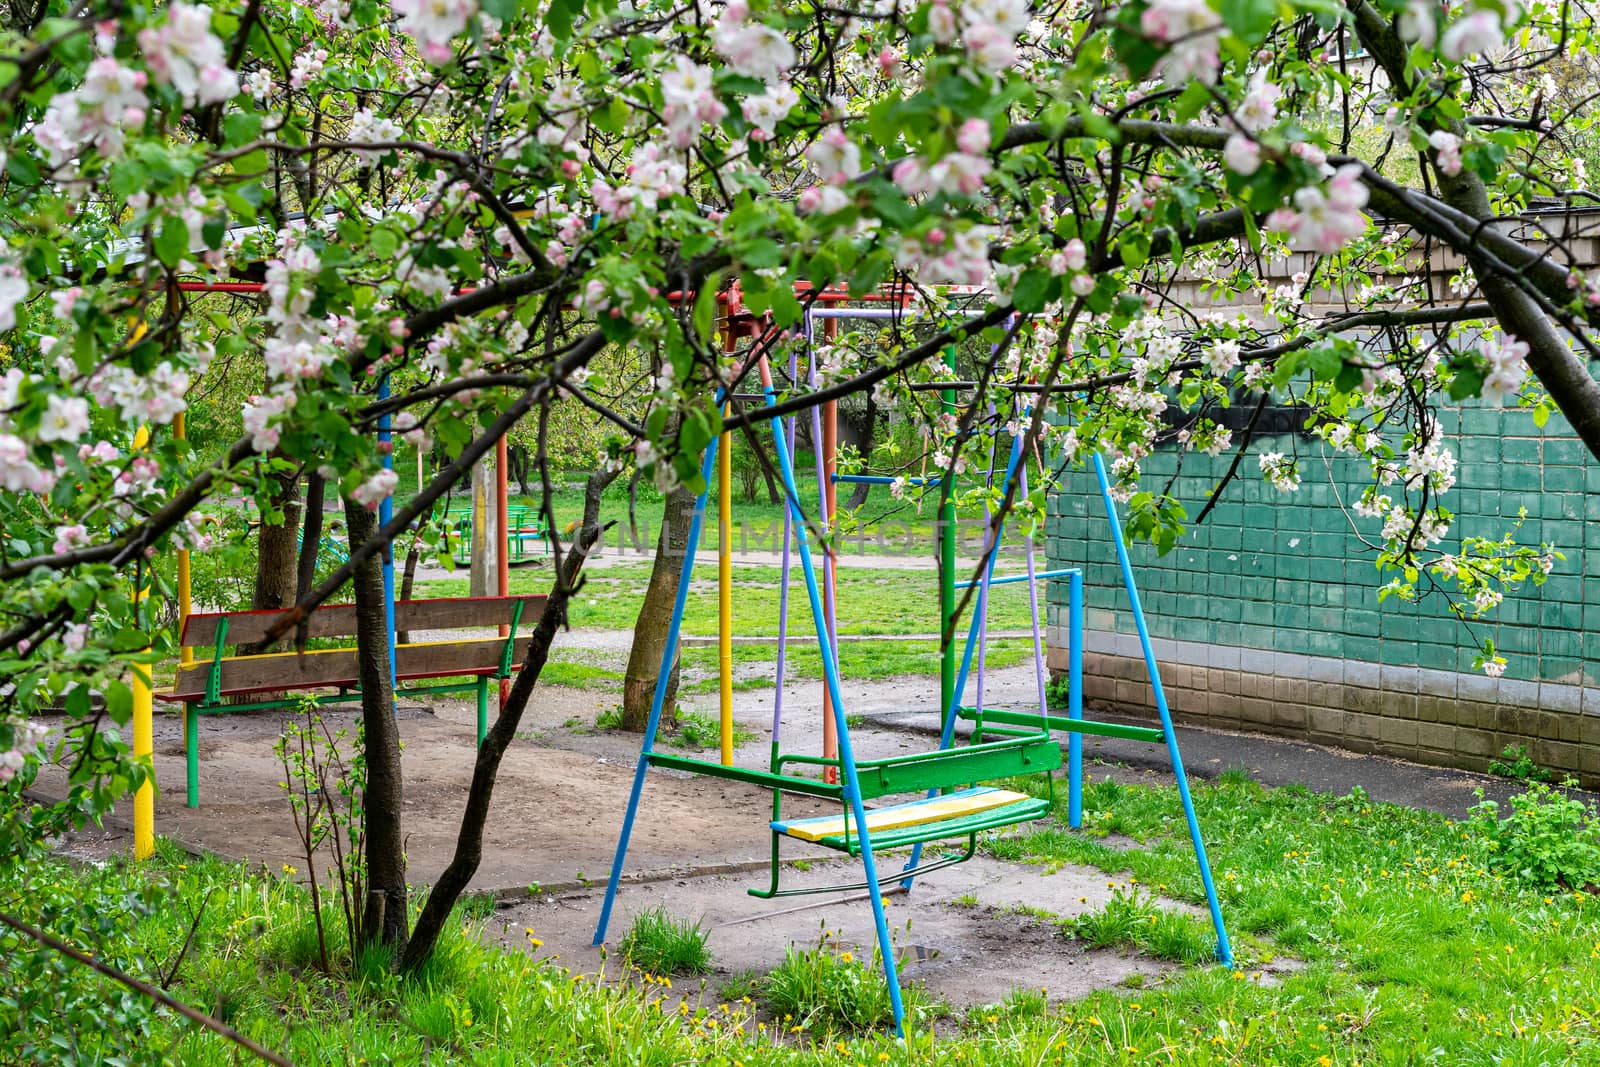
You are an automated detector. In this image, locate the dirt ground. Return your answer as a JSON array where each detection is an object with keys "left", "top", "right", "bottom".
[
  {"left": 34, "top": 647, "right": 1232, "bottom": 1013},
  {"left": 490, "top": 856, "right": 1202, "bottom": 1015}
]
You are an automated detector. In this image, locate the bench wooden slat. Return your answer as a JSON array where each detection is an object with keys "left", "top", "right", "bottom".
[
  {"left": 165, "top": 636, "right": 534, "bottom": 701},
  {"left": 180, "top": 595, "right": 547, "bottom": 646}
]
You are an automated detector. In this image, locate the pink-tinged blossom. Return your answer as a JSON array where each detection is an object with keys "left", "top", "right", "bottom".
[
  {"left": 1224, "top": 134, "right": 1261, "bottom": 175},
  {"left": 928, "top": 0, "right": 958, "bottom": 43},
  {"left": 264, "top": 339, "right": 335, "bottom": 381},
  {"left": 1047, "top": 237, "right": 1087, "bottom": 276},
  {"left": 1069, "top": 273, "right": 1095, "bottom": 297},
  {"left": 1441, "top": 7, "right": 1509, "bottom": 61},
  {"left": 893, "top": 151, "right": 991, "bottom": 197},
  {"left": 712, "top": 7, "right": 797, "bottom": 82},
  {"left": 35, "top": 58, "right": 148, "bottom": 166},
  {"left": 1398, "top": 0, "right": 1438, "bottom": 48},
  {"left": 63, "top": 623, "right": 88, "bottom": 653},
  {"left": 1271, "top": 164, "right": 1369, "bottom": 253},
  {"left": 136, "top": 3, "right": 240, "bottom": 106},
  {"left": 0, "top": 262, "right": 26, "bottom": 333},
  {"left": 0, "top": 722, "right": 49, "bottom": 783},
  {"left": 955, "top": 118, "right": 991, "bottom": 155},
  {"left": 896, "top": 226, "right": 995, "bottom": 286},
  {"left": 807, "top": 128, "right": 863, "bottom": 184},
  {"left": 1480, "top": 334, "right": 1529, "bottom": 398},
  {"left": 242, "top": 390, "right": 294, "bottom": 452},
  {"left": 1428, "top": 130, "right": 1463, "bottom": 176},
  {"left": 352, "top": 468, "right": 400, "bottom": 511},
  {"left": 1140, "top": 0, "right": 1220, "bottom": 86},
  {"left": 963, "top": 23, "right": 1018, "bottom": 72},
  {"left": 660, "top": 57, "right": 728, "bottom": 147},
  {"left": 1234, "top": 71, "right": 1280, "bottom": 133},
  {"left": 36, "top": 394, "right": 89, "bottom": 443},
  {"left": 52, "top": 524, "right": 90, "bottom": 555},
  {"left": 393, "top": 0, "right": 477, "bottom": 65},
  {"left": 797, "top": 184, "right": 850, "bottom": 214}
]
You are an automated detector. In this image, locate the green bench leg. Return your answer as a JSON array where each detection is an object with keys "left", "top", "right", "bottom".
[
  {"left": 186, "top": 703, "right": 199, "bottom": 808},
  {"left": 476, "top": 676, "right": 488, "bottom": 748}
]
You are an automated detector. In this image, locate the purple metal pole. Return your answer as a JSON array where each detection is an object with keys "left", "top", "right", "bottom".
[
  {"left": 772, "top": 337, "right": 799, "bottom": 749},
  {"left": 1021, "top": 463, "right": 1048, "bottom": 715}
]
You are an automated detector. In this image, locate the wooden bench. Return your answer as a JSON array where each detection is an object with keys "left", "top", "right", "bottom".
[{"left": 158, "top": 595, "right": 546, "bottom": 808}]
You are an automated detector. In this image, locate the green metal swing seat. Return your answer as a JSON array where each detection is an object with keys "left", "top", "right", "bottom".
[{"left": 751, "top": 734, "right": 1061, "bottom": 897}]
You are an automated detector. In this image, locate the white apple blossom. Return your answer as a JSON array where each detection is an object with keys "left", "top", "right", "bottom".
[
  {"left": 137, "top": 3, "right": 240, "bottom": 106},
  {"left": 0, "top": 262, "right": 26, "bottom": 333},
  {"left": 393, "top": 0, "right": 478, "bottom": 65},
  {"left": 1441, "top": 7, "right": 1510, "bottom": 61},
  {"left": 1398, "top": 0, "right": 1438, "bottom": 47}
]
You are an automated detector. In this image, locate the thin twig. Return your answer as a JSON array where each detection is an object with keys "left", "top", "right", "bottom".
[{"left": 0, "top": 910, "right": 296, "bottom": 1067}]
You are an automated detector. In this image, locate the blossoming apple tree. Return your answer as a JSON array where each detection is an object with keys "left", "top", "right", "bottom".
[{"left": 2, "top": 0, "right": 1598, "bottom": 965}]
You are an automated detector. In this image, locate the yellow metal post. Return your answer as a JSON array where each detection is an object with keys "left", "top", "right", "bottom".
[
  {"left": 718, "top": 403, "right": 733, "bottom": 767},
  {"left": 129, "top": 421, "right": 156, "bottom": 859},
  {"left": 132, "top": 649, "right": 154, "bottom": 860}
]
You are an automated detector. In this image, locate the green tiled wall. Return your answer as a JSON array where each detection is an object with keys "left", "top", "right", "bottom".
[{"left": 1046, "top": 403, "right": 1599, "bottom": 686}]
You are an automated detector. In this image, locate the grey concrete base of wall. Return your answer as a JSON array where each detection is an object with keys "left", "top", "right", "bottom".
[{"left": 1046, "top": 628, "right": 1600, "bottom": 789}]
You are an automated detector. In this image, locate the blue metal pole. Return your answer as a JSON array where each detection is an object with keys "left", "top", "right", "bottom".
[
  {"left": 953, "top": 568, "right": 1080, "bottom": 589},
  {"left": 378, "top": 374, "right": 397, "bottom": 690},
  {"left": 592, "top": 440, "right": 719, "bottom": 947},
  {"left": 1068, "top": 568, "right": 1084, "bottom": 828},
  {"left": 1091, "top": 452, "right": 1232, "bottom": 966},
  {"left": 765, "top": 379, "right": 907, "bottom": 1036}
]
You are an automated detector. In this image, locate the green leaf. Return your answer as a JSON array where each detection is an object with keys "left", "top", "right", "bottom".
[
  {"left": 693, "top": 274, "right": 721, "bottom": 341},
  {"left": 481, "top": 0, "right": 522, "bottom": 19},
  {"left": 1219, "top": 0, "right": 1278, "bottom": 44},
  {"left": 1011, "top": 269, "right": 1055, "bottom": 314},
  {"left": 222, "top": 110, "right": 262, "bottom": 146},
  {"left": 155, "top": 216, "right": 191, "bottom": 267},
  {"left": 546, "top": 0, "right": 584, "bottom": 40}
]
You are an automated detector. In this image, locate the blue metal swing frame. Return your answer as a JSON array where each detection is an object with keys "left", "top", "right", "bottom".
[{"left": 591, "top": 362, "right": 1233, "bottom": 1038}]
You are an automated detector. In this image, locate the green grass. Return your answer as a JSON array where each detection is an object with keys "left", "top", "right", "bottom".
[
  {"left": 617, "top": 907, "right": 713, "bottom": 976},
  {"left": 439, "top": 475, "right": 1018, "bottom": 562},
  {"left": 420, "top": 562, "right": 1041, "bottom": 638},
  {"left": 679, "top": 637, "right": 1031, "bottom": 691},
  {"left": 13, "top": 772, "right": 1600, "bottom": 1064},
  {"left": 764, "top": 936, "right": 942, "bottom": 1034}
]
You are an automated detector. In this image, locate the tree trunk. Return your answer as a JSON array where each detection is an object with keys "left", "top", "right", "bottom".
[
  {"left": 345, "top": 500, "right": 410, "bottom": 955},
  {"left": 400, "top": 468, "right": 615, "bottom": 972},
  {"left": 295, "top": 470, "right": 325, "bottom": 601},
  {"left": 621, "top": 483, "right": 695, "bottom": 731},
  {"left": 242, "top": 467, "right": 301, "bottom": 655},
  {"left": 396, "top": 544, "right": 420, "bottom": 644},
  {"left": 842, "top": 394, "right": 878, "bottom": 509},
  {"left": 512, "top": 444, "right": 534, "bottom": 496}
]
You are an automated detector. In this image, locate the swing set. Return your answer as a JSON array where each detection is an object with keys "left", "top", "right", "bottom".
[{"left": 593, "top": 303, "right": 1234, "bottom": 1035}]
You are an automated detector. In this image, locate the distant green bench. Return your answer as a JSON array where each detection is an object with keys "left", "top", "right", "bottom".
[
  {"left": 435, "top": 504, "right": 548, "bottom": 561},
  {"left": 158, "top": 595, "right": 545, "bottom": 807}
]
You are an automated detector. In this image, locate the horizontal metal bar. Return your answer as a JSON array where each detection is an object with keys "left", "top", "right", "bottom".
[
  {"left": 829, "top": 474, "right": 936, "bottom": 486},
  {"left": 649, "top": 753, "right": 844, "bottom": 799},
  {"left": 806, "top": 308, "right": 916, "bottom": 320},
  {"left": 957, "top": 706, "right": 1165, "bottom": 744},
  {"left": 954, "top": 568, "right": 1081, "bottom": 589}
]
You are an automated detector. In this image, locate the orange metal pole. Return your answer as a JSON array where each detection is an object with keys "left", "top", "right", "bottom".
[{"left": 497, "top": 434, "right": 510, "bottom": 708}]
